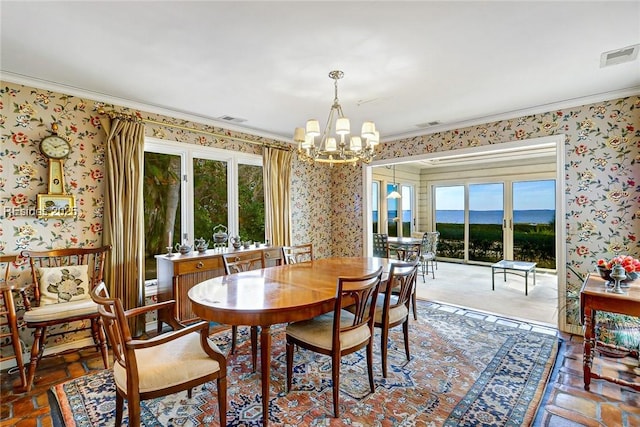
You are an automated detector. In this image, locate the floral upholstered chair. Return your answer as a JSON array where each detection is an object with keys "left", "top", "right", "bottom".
[{"left": 20, "top": 246, "right": 111, "bottom": 391}]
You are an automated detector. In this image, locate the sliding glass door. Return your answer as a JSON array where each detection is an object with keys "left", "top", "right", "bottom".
[
  {"left": 434, "top": 185, "right": 465, "bottom": 260},
  {"left": 469, "top": 183, "right": 504, "bottom": 263},
  {"left": 434, "top": 179, "right": 556, "bottom": 268},
  {"left": 512, "top": 180, "right": 556, "bottom": 269}
]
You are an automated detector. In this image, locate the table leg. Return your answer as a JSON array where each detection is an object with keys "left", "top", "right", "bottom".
[
  {"left": 260, "top": 325, "right": 272, "bottom": 426},
  {"left": 583, "top": 307, "right": 594, "bottom": 391},
  {"left": 525, "top": 272, "right": 528, "bottom": 296},
  {"left": 492, "top": 268, "right": 495, "bottom": 290}
]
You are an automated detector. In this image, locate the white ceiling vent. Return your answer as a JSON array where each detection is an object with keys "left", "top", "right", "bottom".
[
  {"left": 415, "top": 121, "right": 442, "bottom": 128},
  {"left": 600, "top": 44, "right": 640, "bottom": 67},
  {"left": 218, "top": 115, "right": 247, "bottom": 123}
]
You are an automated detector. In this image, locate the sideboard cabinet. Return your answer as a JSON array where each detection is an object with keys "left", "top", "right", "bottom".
[{"left": 155, "top": 246, "right": 283, "bottom": 328}]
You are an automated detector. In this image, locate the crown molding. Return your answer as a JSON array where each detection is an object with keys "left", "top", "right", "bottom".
[
  {"left": 0, "top": 71, "right": 292, "bottom": 144},
  {"left": 387, "top": 86, "right": 640, "bottom": 142},
  {"left": 3, "top": 71, "right": 638, "bottom": 145}
]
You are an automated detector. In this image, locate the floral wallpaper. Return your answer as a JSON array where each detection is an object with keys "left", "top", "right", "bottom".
[
  {"left": 0, "top": 80, "right": 638, "bottom": 359},
  {"left": 329, "top": 96, "right": 640, "bottom": 329}
]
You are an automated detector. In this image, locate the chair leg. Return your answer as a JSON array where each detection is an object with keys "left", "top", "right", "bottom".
[
  {"left": 380, "top": 325, "right": 389, "bottom": 378},
  {"left": 412, "top": 286, "right": 418, "bottom": 320},
  {"left": 332, "top": 352, "right": 341, "bottom": 417},
  {"left": 92, "top": 318, "right": 109, "bottom": 369},
  {"left": 217, "top": 375, "right": 227, "bottom": 425},
  {"left": 230, "top": 325, "right": 238, "bottom": 354},
  {"left": 25, "top": 326, "right": 46, "bottom": 391},
  {"left": 115, "top": 392, "right": 124, "bottom": 426},
  {"left": 250, "top": 326, "right": 258, "bottom": 372},
  {"left": 367, "top": 342, "right": 375, "bottom": 394},
  {"left": 285, "top": 341, "right": 294, "bottom": 392},
  {"left": 128, "top": 392, "right": 141, "bottom": 427},
  {"left": 403, "top": 320, "right": 411, "bottom": 361},
  {"left": 431, "top": 260, "right": 435, "bottom": 279},
  {"left": 421, "top": 259, "right": 426, "bottom": 283}
]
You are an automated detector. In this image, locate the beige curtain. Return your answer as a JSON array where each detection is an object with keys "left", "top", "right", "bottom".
[
  {"left": 263, "top": 147, "right": 293, "bottom": 246},
  {"left": 102, "top": 117, "right": 145, "bottom": 335}
]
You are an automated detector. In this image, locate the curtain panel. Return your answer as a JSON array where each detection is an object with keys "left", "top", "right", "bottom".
[
  {"left": 263, "top": 147, "right": 293, "bottom": 247},
  {"left": 102, "top": 117, "right": 145, "bottom": 335}
]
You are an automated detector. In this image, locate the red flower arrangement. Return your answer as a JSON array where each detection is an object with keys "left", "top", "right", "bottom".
[{"left": 596, "top": 255, "right": 640, "bottom": 282}]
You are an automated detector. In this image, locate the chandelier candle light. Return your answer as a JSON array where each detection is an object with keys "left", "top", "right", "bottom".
[{"left": 294, "top": 70, "right": 379, "bottom": 165}]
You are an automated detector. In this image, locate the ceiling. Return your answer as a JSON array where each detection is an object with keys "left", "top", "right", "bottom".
[{"left": 1, "top": 1, "right": 639, "bottom": 144}]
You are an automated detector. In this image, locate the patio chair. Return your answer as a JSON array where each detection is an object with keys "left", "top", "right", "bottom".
[
  {"left": 419, "top": 232, "right": 439, "bottom": 281},
  {"left": 373, "top": 233, "right": 390, "bottom": 258}
]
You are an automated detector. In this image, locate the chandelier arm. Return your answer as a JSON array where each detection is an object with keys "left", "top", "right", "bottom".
[{"left": 295, "top": 69, "right": 378, "bottom": 165}]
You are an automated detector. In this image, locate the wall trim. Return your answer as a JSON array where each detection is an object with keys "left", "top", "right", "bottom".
[{"left": 3, "top": 71, "right": 638, "bottom": 144}]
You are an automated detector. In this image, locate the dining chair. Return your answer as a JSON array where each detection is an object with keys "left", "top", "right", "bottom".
[
  {"left": 374, "top": 261, "right": 419, "bottom": 377},
  {"left": 373, "top": 233, "right": 390, "bottom": 258},
  {"left": 419, "top": 232, "right": 440, "bottom": 281},
  {"left": 20, "top": 246, "right": 111, "bottom": 391},
  {"left": 221, "top": 249, "right": 265, "bottom": 370},
  {"left": 0, "top": 255, "right": 28, "bottom": 390},
  {"left": 285, "top": 266, "right": 383, "bottom": 417},
  {"left": 282, "top": 243, "right": 314, "bottom": 264},
  {"left": 90, "top": 282, "right": 227, "bottom": 427}
]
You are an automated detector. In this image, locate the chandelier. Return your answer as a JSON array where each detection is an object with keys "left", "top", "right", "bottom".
[{"left": 293, "top": 70, "right": 379, "bottom": 165}]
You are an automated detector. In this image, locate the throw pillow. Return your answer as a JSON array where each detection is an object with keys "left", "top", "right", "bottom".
[{"left": 38, "top": 264, "right": 90, "bottom": 305}]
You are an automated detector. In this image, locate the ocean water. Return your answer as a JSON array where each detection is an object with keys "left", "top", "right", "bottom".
[
  {"left": 436, "top": 209, "right": 555, "bottom": 225},
  {"left": 373, "top": 209, "right": 555, "bottom": 225}
]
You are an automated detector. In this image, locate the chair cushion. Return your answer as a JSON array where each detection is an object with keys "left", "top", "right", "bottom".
[
  {"left": 374, "top": 295, "right": 409, "bottom": 324},
  {"left": 23, "top": 298, "right": 98, "bottom": 323},
  {"left": 114, "top": 332, "right": 222, "bottom": 394},
  {"left": 286, "top": 310, "right": 371, "bottom": 351},
  {"left": 38, "top": 265, "right": 90, "bottom": 305}
]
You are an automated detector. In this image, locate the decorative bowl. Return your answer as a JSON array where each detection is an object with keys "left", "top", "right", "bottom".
[{"left": 597, "top": 265, "right": 638, "bottom": 283}]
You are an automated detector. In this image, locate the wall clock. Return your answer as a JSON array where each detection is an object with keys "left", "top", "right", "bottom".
[
  {"left": 39, "top": 134, "right": 70, "bottom": 194},
  {"left": 36, "top": 127, "right": 76, "bottom": 218}
]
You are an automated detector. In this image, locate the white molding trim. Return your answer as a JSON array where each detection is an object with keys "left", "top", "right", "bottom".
[
  {"left": 3, "top": 71, "right": 638, "bottom": 144},
  {"left": 0, "top": 72, "right": 291, "bottom": 144},
  {"left": 388, "top": 87, "right": 640, "bottom": 142}
]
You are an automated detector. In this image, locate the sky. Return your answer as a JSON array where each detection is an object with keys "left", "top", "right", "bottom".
[{"left": 435, "top": 180, "right": 556, "bottom": 211}]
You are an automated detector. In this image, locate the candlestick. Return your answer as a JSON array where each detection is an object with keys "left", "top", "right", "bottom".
[{"left": 168, "top": 231, "right": 172, "bottom": 246}]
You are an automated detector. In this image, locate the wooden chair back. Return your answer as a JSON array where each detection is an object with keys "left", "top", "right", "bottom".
[
  {"left": 22, "top": 246, "right": 110, "bottom": 306},
  {"left": 282, "top": 243, "right": 314, "bottom": 264},
  {"left": 334, "top": 266, "right": 383, "bottom": 343},
  {"left": 222, "top": 249, "right": 265, "bottom": 274},
  {"left": 383, "top": 262, "right": 419, "bottom": 317}
]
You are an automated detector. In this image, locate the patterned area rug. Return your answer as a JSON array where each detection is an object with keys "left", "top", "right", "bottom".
[{"left": 50, "top": 302, "right": 559, "bottom": 426}]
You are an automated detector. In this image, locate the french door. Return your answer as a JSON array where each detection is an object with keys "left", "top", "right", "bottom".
[{"left": 434, "top": 178, "right": 555, "bottom": 268}]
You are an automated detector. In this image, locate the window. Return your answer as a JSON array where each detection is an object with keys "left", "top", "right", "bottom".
[
  {"left": 143, "top": 139, "right": 264, "bottom": 280},
  {"left": 372, "top": 181, "right": 379, "bottom": 233}
]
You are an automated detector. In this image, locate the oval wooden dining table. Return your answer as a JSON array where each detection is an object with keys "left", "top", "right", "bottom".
[{"left": 188, "top": 256, "right": 402, "bottom": 426}]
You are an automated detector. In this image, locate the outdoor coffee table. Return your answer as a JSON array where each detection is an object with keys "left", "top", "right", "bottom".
[{"left": 491, "top": 260, "right": 537, "bottom": 295}]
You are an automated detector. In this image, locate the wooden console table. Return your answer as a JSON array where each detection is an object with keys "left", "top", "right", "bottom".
[
  {"left": 580, "top": 273, "right": 640, "bottom": 391},
  {"left": 155, "top": 245, "right": 282, "bottom": 328}
]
